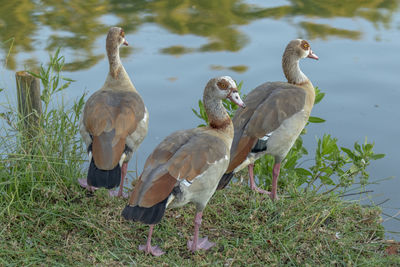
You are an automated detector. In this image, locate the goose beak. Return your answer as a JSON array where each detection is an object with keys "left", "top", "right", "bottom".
[
  {"left": 123, "top": 38, "right": 129, "bottom": 46},
  {"left": 229, "top": 91, "right": 246, "bottom": 108},
  {"left": 307, "top": 49, "right": 318, "bottom": 60}
]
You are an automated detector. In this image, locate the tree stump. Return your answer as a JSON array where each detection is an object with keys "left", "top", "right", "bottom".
[{"left": 15, "top": 71, "right": 42, "bottom": 138}]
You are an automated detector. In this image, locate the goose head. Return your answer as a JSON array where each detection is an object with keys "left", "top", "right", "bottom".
[
  {"left": 282, "top": 39, "right": 318, "bottom": 85},
  {"left": 207, "top": 76, "right": 246, "bottom": 108},
  {"left": 285, "top": 39, "right": 318, "bottom": 61},
  {"left": 106, "top": 27, "right": 128, "bottom": 50}
]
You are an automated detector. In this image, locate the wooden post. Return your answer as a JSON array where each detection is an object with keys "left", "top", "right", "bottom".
[{"left": 15, "top": 71, "right": 42, "bottom": 137}]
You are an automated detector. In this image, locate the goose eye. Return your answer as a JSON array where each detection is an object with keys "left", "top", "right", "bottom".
[
  {"left": 217, "top": 81, "right": 228, "bottom": 90},
  {"left": 120, "top": 30, "right": 125, "bottom": 37}
]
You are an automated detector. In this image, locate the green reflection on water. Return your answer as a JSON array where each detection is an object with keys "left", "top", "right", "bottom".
[
  {"left": 211, "top": 64, "right": 248, "bottom": 73},
  {"left": 0, "top": 0, "right": 398, "bottom": 71}
]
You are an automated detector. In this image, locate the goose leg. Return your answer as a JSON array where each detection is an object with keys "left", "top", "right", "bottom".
[
  {"left": 139, "top": 224, "right": 165, "bottom": 256},
  {"left": 78, "top": 178, "right": 98, "bottom": 192},
  {"left": 248, "top": 163, "right": 271, "bottom": 195},
  {"left": 119, "top": 162, "right": 128, "bottom": 197},
  {"left": 270, "top": 163, "right": 280, "bottom": 201},
  {"left": 187, "top": 211, "right": 215, "bottom": 252}
]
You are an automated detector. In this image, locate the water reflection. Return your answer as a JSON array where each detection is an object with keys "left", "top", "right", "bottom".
[
  {"left": 299, "top": 22, "right": 362, "bottom": 40},
  {"left": 0, "top": 0, "right": 398, "bottom": 71},
  {"left": 0, "top": 1, "right": 38, "bottom": 69},
  {"left": 160, "top": 45, "right": 195, "bottom": 56},
  {"left": 210, "top": 64, "right": 248, "bottom": 73}
]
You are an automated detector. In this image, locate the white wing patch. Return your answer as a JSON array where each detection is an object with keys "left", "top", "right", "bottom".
[
  {"left": 180, "top": 154, "right": 229, "bottom": 187},
  {"left": 260, "top": 132, "right": 273, "bottom": 141},
  {"left": 181, "top": 179, "right": 192, "bottom": 187}
]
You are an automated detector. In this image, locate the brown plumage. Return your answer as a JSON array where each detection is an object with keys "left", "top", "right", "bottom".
[
  {"left": 79, "top": 27, "right": 148, "bottom": 197},
  {"left": 122, "top": 76, "right": 245, "bottom": 256},
  {"left": 129, "top": 128, "right": 229, "bottom": 209},
  {"left": 83, "top": 90, "right": 145, "bottom": 170},
  {"left": 217, "top": 39, "right": 318, "bottom": 200},
  {"left": 226, "top": 82, "right": 307, "bottom": 173}
]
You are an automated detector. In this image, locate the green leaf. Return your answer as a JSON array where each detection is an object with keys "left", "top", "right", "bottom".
[
  {"left": 314, "top": 87, "right": 325, "bottom": 104},
  {"left": 58, "top": 82, "right": 71, "bottom": 92},
  {"left": 354, "top": 142, "right": 362, "bottom": 153},
  {"left": 319, "top": 175, "right": 335, "bottom": 185},
  {"left": 314, "top": 92, "right": 325, "bottom": 104},
  {"left": 364, "top": 143, "right": 373, "bottom": 151},
  {"left": 191, "top": 108, "right": 202, "bottom": 119},
  {"left": 341, "top": 147, "right": 356, "bottom": 160},
  {"left": 62, "top": 77, "right": 76, "bottom": 82},
  {"left": 295, "top": 168, "right": 312, "bottom": 177},
  {"left": 370, "top": 153, "right": 385, "bottom": 160},
  {"left": 308, "top": 116, "right": 326, "bottom": 123},
  {"left": 321, "top": 136, "right": 338, "bottom": 155},
  {"left": 284, "top": 156, "right": 298, "bottom": 169}
]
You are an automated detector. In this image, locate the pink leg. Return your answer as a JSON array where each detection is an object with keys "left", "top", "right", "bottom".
[
  {"left": 248, "top": 163, "right": 272, "bottom": 195},
  {"left": 139, "top": 225, "right": 165, "bottom": 256},
  {"left": 187, "top": 211, "right": 215, "bottom": 252},
  {"left": 78, "top": 178, "right": 98, "bottom": 192},
  {"left": 270, "top": 163, "right": 281, "bottom": 201},
  {"left": 109, "top": 162, "right": 128, "bottom": 198}
]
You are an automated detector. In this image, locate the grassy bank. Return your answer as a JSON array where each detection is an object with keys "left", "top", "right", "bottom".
[
  {"left": 1, "top": 180, "right": 398, "bottom": 266},
  {"left": 1, "top": 50, "right": 398, "bottom": 266}
]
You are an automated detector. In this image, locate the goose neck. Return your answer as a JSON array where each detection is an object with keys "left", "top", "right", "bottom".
[
  {"left": 203, "top": 93, "right": 231, "bottom": 131},
  {"left": 107, "top": 45, "right": 123, "bottom": 79},
  {"left": 282, "top": 54, "right": 309, "bottom": 85}
]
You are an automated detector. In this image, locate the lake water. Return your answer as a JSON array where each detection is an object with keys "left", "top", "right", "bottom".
[{"left": 0, "top": 0, "right": 399, "bottom": 240}]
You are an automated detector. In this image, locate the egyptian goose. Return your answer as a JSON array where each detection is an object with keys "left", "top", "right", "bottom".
[
  {"left": 217, "top": 39, "right": 318, "bottom": 200},
  {"left": 79, "top": 27, "right": 148, "bottom": 197},
  {"left": 122, "top": 76, "right": 245, "bottom": 256}
]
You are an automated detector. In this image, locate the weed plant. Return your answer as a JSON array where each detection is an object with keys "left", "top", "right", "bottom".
[{"left": 0, "top": 48, "right": 85, "bottom": 220}]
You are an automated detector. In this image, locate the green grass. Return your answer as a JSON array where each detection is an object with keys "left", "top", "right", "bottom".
[{"left": 1, "top": 180, "right": 399, "bottom": 266}]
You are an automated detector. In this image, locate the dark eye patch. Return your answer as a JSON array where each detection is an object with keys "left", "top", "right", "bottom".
[
  {"left": 217, "top": 80, "right": 229, "bottom": 90},
  {"left": 300, "top": 40, "right": 310, "bottom": 50}
]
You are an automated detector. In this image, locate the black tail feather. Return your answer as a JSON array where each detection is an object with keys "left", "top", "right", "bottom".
[
  {"left": 87, "top": 159, "right": 121, "bottom": 189},
  {"left": 122, "top": 196, "right": 169, "bottom": 225},
  {"left": 217, "top": 172, "right": 234, "bottom": 190}
]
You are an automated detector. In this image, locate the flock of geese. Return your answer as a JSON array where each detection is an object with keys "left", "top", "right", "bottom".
[{"left": 78, "top": 27, "right": 318, "bottom": 256}]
